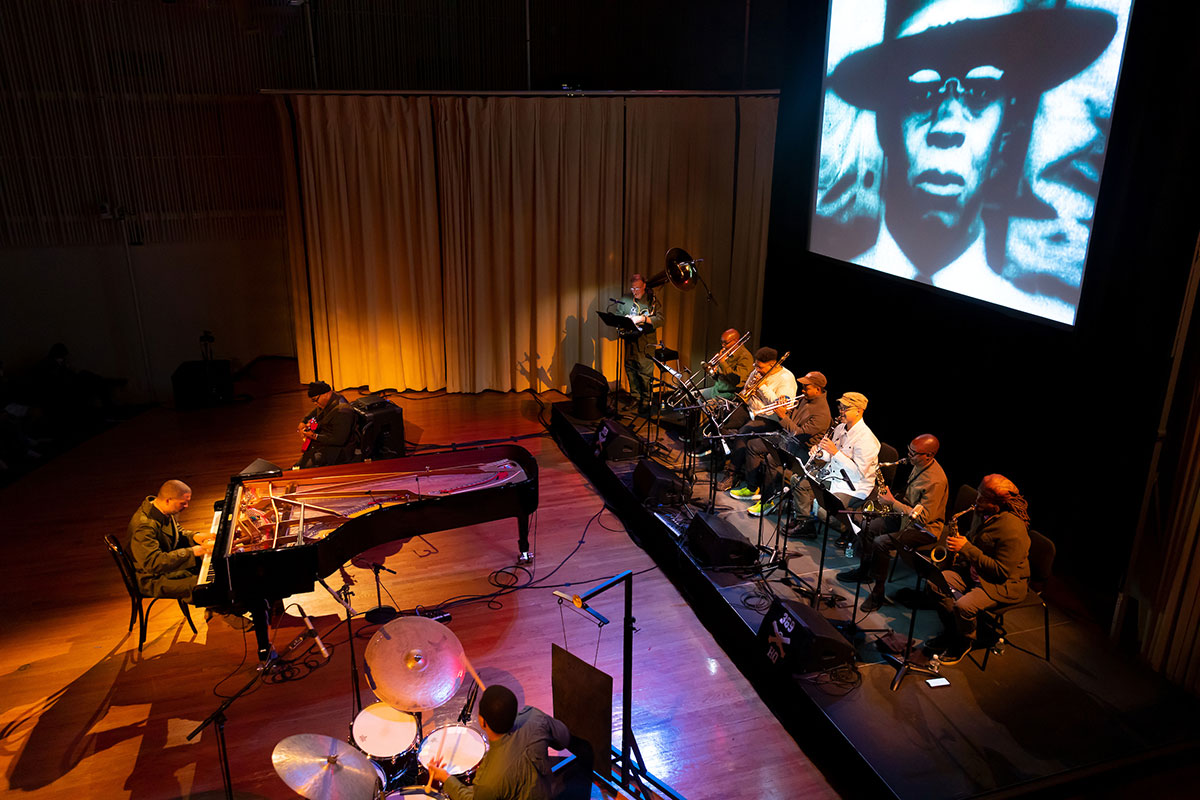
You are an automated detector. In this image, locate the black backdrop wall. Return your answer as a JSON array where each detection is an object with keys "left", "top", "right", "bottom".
[{"left": 763, "top": 1, "right": 1200, "bottom": 618}]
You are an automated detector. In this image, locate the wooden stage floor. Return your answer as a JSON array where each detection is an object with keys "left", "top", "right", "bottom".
[{"left": 0, "top": 359, "right": 837, "bottom": 799}]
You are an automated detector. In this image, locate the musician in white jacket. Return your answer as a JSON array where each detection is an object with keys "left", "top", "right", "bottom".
[{"left": 789, "top": 391, "right": 880, "bottom": 538}]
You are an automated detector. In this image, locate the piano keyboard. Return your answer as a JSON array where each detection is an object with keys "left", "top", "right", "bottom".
[{"left": 196, "top": 508, "right": 222, "bottom": 586}]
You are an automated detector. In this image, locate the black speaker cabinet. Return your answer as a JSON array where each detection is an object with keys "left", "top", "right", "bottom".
[
  {"left": 569, "top": 363, "right": 609, "bottom": 421},
  {"left": 632, "top": 458, "right": 686, "bottom": 507},
  {"left": 758, "top": 597, "right": 855, "bottom": 674},
  {"left": 685, "top": 512, "right": 757, "bottom": 566},
  {"left": 594, "top": 419, "right": 642, "bottom": 462},
  {"left": 352, "top": 394, "right": 407, "bottom": 459}
]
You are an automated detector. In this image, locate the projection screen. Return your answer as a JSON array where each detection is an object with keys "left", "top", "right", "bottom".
[{"left": 809, "top": 0, "right": 1134, "bottom": 325}]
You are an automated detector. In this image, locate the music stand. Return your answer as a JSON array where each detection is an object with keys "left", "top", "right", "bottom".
[
  {"left": 597, "top": 310, "right": 641, "bottom": 415},
  {"left": 885, "top": 548, "right": 952, "bottom": 691},
  {"left": 834, "top": 509, "right": 903, "bottom": 640},
  {"left": 784, "top": 467, "right": 844, "bottom": 608}
]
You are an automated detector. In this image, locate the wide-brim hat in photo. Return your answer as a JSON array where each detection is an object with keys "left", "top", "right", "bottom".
[{"left": 829, "top": 0, "right": 1118, "bottom": 112}]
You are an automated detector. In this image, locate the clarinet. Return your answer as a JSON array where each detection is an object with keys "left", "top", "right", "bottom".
[
  {"left": 931, "top": 505, "right": 975, "bottom": 565},
  {"left": 802, "top": 416, "right": 842, "bottom": 476}
]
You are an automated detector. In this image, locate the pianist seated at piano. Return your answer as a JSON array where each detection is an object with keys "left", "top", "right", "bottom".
[
  {"left": 296, "top": 381, "right": 356, "bottom": 469},
  {"left": 123, "top": 479, "right": 212, "bottom": 603}
]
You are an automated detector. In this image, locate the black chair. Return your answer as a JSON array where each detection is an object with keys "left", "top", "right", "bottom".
[
  {"left": 976, "top": 528, "right": 1055, "bottom": 670},
  {"left": 105, "top": 534, "right": 197, "bottom": 651}
]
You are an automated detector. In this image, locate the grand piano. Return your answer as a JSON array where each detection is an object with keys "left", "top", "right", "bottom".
[{"left": 192, "top": 444, "right": 538, "bottom": 659}]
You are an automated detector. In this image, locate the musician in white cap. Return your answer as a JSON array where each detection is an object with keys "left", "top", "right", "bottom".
[{"left": 788, "top": 391, "right": 880, "bottom": 539}]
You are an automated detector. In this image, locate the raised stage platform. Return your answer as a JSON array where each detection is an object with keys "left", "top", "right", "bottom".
[{"left": 549, "top": 399, "right": 1200, "bottom": 800}]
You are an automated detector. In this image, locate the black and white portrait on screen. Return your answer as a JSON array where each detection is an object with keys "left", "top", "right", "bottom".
[{"left": 809, "top": 0, "right": 1134, "bottom": 325}]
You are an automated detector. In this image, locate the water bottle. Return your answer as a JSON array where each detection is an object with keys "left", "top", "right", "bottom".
[{"left": 844, "top": 538, "right": 855, "bottom": 558}]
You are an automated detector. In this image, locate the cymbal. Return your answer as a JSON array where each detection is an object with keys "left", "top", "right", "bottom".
[
  {"left": 271, "top": 733, "right": 379, "bottom": 800},
  {"left": 364, "top": 616, "right": 466, "bottom": 712}
]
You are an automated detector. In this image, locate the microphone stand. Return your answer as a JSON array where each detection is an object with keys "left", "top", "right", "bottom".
[
  {"left": 885, "top": 548, "right": 953, "bottom": 691},
  {"left": 186, "top": 619, "right": 318, "bottom": 799},
  {"left": 364, "top": 561, "right": 398, "bottom": 625},
  {"left": 318, "top": 576, "right": 363, "bottom": 716}
]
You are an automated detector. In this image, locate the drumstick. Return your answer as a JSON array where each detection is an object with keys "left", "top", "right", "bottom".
[
  {"left": 426, "top": 729, "right": 447, "bottom": 790},
  {"left": 462, "top": 653, "right": 485, "bottom": 690}
]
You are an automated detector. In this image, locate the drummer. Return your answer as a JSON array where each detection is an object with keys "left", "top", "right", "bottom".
[{"left": 429, "top": 685, "right": 574, "bottom": 800}]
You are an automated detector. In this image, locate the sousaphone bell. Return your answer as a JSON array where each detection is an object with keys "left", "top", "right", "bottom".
[{"left": 646, "top": 247, "right": 701, "bottom": 292}]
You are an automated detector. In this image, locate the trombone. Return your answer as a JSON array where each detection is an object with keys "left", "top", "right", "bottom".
[{"left": 704, "top": 330, "right": 751, "bottom": 377}]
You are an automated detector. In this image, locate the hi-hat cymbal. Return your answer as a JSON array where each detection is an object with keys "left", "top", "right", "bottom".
[
  {"left": 271, "top": 733, "right": 379, "bottom": 800},
  {"left": 364, "top": 616, "right": 466, "bottom": 712}
]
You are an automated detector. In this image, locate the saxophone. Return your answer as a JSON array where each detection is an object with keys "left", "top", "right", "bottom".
[
  {"left": 862, "top": 458, "right": 908, "bottom": 513},
  {"left": 931, "top": 505, "right": 975, "bottom": 565}
]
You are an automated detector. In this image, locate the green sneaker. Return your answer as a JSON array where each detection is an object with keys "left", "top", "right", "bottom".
[
  {"left": 729, "top": 486, "right": 761, "bottom": 501},
  {"left": 748, "top": 497, "right": 777, "bottom": 517}
]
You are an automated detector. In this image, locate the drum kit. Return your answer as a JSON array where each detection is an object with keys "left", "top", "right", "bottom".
[{"left": 271, "top": 616, "right": 487, "bottom": 800}]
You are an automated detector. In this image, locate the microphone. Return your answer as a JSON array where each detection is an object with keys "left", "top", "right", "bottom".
[
  {"left": 839, "top": 469, "right": 857, "bottom": 492},
  {"left": 298, "top": 605, "right": 330, "bottom": 659},
  {"left": 609, "top": 297, "right": 621, "bottom": 305}
]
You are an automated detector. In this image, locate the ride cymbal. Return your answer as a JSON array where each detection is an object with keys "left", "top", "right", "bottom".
[{"left": 364, "top": 615, "right": 466, "bottom": 712}]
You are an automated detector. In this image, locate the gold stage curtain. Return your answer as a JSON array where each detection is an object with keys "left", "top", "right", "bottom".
[{"left": 280, "top": 93, "right": 777, "bottom": 393}]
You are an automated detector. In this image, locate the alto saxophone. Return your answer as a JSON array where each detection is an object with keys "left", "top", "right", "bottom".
[
  {"left": 931, "top": 505, "right": 975, "bottom": 565},
  {"left": 862, "top": 458, "right": 909, "bottom": 513}
]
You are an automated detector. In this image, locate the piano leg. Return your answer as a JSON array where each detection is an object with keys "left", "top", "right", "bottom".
[
  {"left": 517, "top": 515, "right": 530, "bottom": 554},
  {"left": 250, "top": 603, "right": 272, "bottom": 662}
]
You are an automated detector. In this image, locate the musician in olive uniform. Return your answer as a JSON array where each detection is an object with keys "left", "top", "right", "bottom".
[
  {"left": 928, "top": 473, "right": 1031, "bottom": 665},
  {"left": 701, "top": 328, "right": 754, "bottom": 401},
  {"left": 430, "top": 685, "right": 577, "bottom": 800},
  {"left": 617, "top": 274, "right": 663, "bottom": 414},
  {"left": 837, "top": 434, "right": 947, "bottom": 612},
  {"left": 296, "top": 380, "right": 355, "bottom": 469},
  {"left": 123, "top": 479, "right": 212, "bottom": 602}
]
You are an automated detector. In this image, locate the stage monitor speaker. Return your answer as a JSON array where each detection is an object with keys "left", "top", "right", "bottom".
[
  {"left": 758, "top": 597, "right": 855, "bottom": 674},
  {"left": 685, "top": 512, "right": 757, "bottom": 566},
  {"left": 594, "top": 419, "right": 642, "bottom": 462},
  {"left": 570, "top": 363, "right": 609, "bottom": 420},
  {"left": 172, "top": 359, "right": 233, "bottom": 408},
  {"left": 632, "top": 458, "right": 685, "bottom": 507},
  {"left": 352, "top": 394, "right": 407, "bottom": 459}
]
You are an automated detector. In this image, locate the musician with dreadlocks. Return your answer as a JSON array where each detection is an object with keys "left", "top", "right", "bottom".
[{"left": 926, "top": 473, "right": 1031, "bottom": 665}]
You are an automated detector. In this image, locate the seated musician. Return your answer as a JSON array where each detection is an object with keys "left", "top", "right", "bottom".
[
  {"left": 123, "top": 479, "right": 212, "bottom": 603},
  {"left": 836, "top": 434, "right": 947, "bottom": 613},
  {"left": 701, "top": 328, "right": 753, "bottom": 401},
  {"left": 788, "top": 392, "right": 880, "bottom": 539},
  {"left": 296, "top": 380, "right": 355, "bottom": 469},
  {"left": 722, "top": 348, "right": 797, "bottom": 501},
  {"left": 726, "top": 371, "right": 832, "bottom": 516},
  {"left": 430, "top": 684, "right": 584, "bottom": 800},
  {"left": 926, "top": 474, "right": 1031, "bottom": 665}
]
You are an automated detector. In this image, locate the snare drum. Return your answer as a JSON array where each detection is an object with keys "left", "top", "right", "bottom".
[
  {"left": 353, "top": 702, "right": 420, "bottom": 786},
  {"left": 416, "top": 724, "right": 488, "bottom": 780},
  {"left": 385, "top": 789, "right": 448, "bottom": 800}
]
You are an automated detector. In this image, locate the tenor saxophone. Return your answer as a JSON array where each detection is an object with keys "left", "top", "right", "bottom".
[{"left": 931, "top": 505, "right": 975, "bottom": 565}]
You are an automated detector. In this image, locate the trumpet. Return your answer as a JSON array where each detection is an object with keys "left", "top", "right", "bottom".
[
  {"left": 748, "top": 394, "right": 796, "bottom": 420},
  {"left": 704, "top": 331, "right": 751, "bottom": 376},
  {"left": 737, "top": 350, "right": 790, "bottom": 405},
  {"left": 931, "top": 505, "right": 975, "bottom": 565}
]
